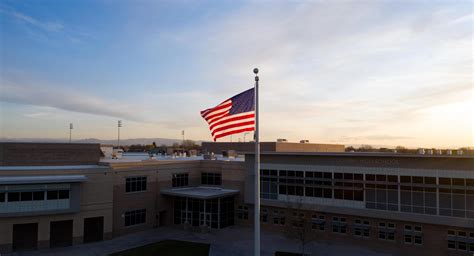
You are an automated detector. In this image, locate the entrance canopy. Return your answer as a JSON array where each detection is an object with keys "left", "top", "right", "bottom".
[{"left": 161, "top": 186, "right": 239, "bottom": 199}]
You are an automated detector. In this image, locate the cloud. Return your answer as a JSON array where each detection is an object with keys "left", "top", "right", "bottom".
[
  {"left": 1, "top": 7, "right": 93, "bottom": 43},
  {"left": 0, "top": 81, "right": 146, "bottom": 122},
  {"left": 11, "top": 11, "right": 64, "bottom": 32}
]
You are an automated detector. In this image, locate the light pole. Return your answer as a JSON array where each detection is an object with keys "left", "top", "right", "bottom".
[
  {"left": 182, "top": 130, "right": 185, "bottom": 152},
  {"left": 118, "top": 120, "right": 122, "bottom": 149},
  {"left": 244, "top": 132, "right": 249, "bottom": 142},
  {"left": 69, "top": 123, "right": 73, "bottom": 143}
]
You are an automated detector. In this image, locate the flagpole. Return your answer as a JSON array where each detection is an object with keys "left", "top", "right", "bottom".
[{"left": 253, "top": 67, "right": 260, "bottom": 256}]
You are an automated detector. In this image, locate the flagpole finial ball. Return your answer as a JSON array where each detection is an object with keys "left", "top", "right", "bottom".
[{"left": 253, "top": 68, "right": 259, "bottom": 74}]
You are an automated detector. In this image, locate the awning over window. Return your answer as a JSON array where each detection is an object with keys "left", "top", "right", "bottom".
[
  {"left": 0, "top": 175, "right": 87, "bottom": 185},
  {"left": 161, "top": 186, "right": 239, "bottom": 199}
]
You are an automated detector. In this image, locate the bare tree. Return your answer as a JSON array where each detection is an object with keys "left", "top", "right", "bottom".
[{"left": 284, "top": 197, "right": 313, "bottom": 255}]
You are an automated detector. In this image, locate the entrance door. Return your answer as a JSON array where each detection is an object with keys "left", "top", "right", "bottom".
[
  {"left": 83, "top": 217, "right": 103, "bottom": 243},
  {"left": 158, "top": 211, "right": 166, "bottom": 226},
  {"left": 199, "top": 212, "right": 211, "bottom": 227},
  {"left": 181, "top": 210, "right": 193, "bottom": 225},
  {"left": 12, "top": 223, "right": 38, "bottom": 251},
  {"left": 50, "top": 220, "right": 73, "bottom": 248}
]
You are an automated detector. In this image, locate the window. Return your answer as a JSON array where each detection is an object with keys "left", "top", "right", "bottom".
[
  {"left": 261, "top": 170, "right": 278, "bottom": 200},
  {"left": 47, "top": 190, "right": 58, "bottom": 200},
  {"left": 8, "top": 192, "right": 19, "bottom": 202},
  {"left": 237, "top": 205, "right": 249, "bottom": 220},
  {"left": 379, "top": 222, "right": 396, "bottom": 241},
  {"left": 20, "top": 192, "right": 32, "bottom": 201},
  {"left": 0, "top": 192, "right": 4, "bottom": 202},
  {"left": 33, "top": 191, "right": 44, "bottom": 200},
  {"left": 279, "top": 170, "right": 304, "bottom": 196},
  {"left": 261, "top": 209, "right": 268, "bottom": 223},
  {"left": 126, "top": 176, "right": 147, "bottom": 192},
  {"left": 447, "top": 230, "right": 474, "bottom": 252},
  {"left": 172, "top": 173, "right": 189, "bottom": 187},
  {"left": 6, "top": 191, "right": 49, "bottom": 202},
  {"left": 353, "top": 219, "right": 370, "bottom": 238},
  {"left": 311, "top": 214, "right": 325, "bottom": 231},
  {"left": 46, "top": 190, "right": 70, "bottom": 200},
  {"left": 58, "top": 190, "right": 69, "bottom": 199},
  {"left": 332, "top": 216, "right": 347, "bottom": 234},
  {"left": 273, "top": 210, "right": 286, "bottom": 226},
  {"left": 124, "top": 209, "right": 146, "bottom": 226},
  {"left": 404, "top": 224, "right": 422, "bottom": 245},
  {"left": 303, "top": 171, "right": 332, "bottom": 199},
  {"left": 202, "top": 173, "right": 222, "bottom": 186}
]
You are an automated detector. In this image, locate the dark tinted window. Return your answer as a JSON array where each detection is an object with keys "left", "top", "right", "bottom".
[
  {"left": 47, "top": 191, "right": 58, "bottom": 200},
  {"left": 8, "top": 192, "right": 19, "bottom": 202},
  {"left": 33, "top": 191, "right": 44, "bottom": 200},
  {"left": 58, "top": 190, "right": 69, "bottom": 199},
  {"left": 20, "top": 192, "right": 32, "bottom": 201}
]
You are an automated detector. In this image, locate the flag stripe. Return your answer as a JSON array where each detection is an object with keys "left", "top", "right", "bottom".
[
  {"left": 202, "top": 101, "right": 232, "bottom": 119},
  {"left": 214, "top": 127, "right": 255, "bottom": 141},
  {"left": 201, "top": 88, "right": 255, "bottom": 141},
  {"left": 210, "top": 115, "right": 255, "bottom": 131},
  {"left": 209, "top": 112, "right": 254, "bottom": 130},
  {"left": 211, "top": 120, "right": 255, "bottom": 136},
  {"left": 209, "top": 112, "right": 254, "bottom": 128}
]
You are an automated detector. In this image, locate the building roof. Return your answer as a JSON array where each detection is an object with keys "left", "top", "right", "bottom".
[
  {"left": 160, "top": 186, "right": 239, "bottom": 199},
  {"left": 243, "top": 151, "right": 474, "bottom": 159},
  {"left": 100, "top": 152, "right": 244, "bottom": 164},
  {"left": 0, "top": 165, "right": 107, "bottom": 171},
  {"left": 0, "top": 175, "right": 87, "bottom": 185}
]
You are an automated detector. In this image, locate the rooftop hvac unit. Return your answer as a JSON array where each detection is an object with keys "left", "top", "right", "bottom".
[
  {"left": 457, "top": 150, "right": 464, "bottom": 155},
  {"left": 418, "top": 148, "right": 425, "bottom": 155},
  {"left": 446, "top": 150, "right": 452, "bottom": 155},
  {"left": 436, "top": 149, "right": 443, "bottom": 155},
  {"left": 277, "top": 138, "right": 288, "bottom": 142},
  {"left": 426, "top": 149, "right": 434, "bottom": 155},
  {"left": 300, "top": 140, "right": 309, "bottom": 144}
]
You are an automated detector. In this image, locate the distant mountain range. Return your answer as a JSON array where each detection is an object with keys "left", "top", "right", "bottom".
[{"left": 0, "top": 137, "right": 206, "bottom": 146}]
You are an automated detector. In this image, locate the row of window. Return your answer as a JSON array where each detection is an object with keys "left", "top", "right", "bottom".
[
  {"left": 0, "top": 190, "right": 70, "bottom": 202},
  {"left": 261, "top": 170, "right": 474, "bottom": 219},
  {"left": 447, "top": 230, "right": 474, "bottom": 252},
  {"left": 124, "top": 172, "right": 222, "bottom": 192},
  {"left": 262, "top": 170, "right": 474, "bottom": 187},
  {"left": 256, "top": 207, "right": 426, "bottom": 245}
]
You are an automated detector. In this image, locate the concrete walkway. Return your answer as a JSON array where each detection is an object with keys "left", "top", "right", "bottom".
[{"left": 6, "top": 226, "right": 394, "bottom": 256}]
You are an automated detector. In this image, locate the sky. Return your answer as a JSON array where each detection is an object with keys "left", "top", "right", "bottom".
[{"left": 0, "top": 0, "right": 472, "bottom": 148}]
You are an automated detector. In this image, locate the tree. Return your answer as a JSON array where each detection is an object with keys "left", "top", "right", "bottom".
[
  {"left": 284, "top": 197, "right": 313, "bottom": 255},
  {"left": 358, "top": 144, "right": 374, "bottom": 152},
  {"left": 345, "top": 146, "right": 356, "bottom": 152}
]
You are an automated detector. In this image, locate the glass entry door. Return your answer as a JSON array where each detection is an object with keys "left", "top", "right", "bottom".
[
  {"left": 181, "top": 210, "right": 192, "bottom": 225},
  {"left": 199, "top": 212, "right": 211, "bottom": 227}
]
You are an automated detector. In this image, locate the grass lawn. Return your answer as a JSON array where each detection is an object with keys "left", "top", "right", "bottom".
[
  {"left": 109, "top": 240, "right": 210, "bottom": 256},
  {"left": 275, "top": 251, "right": 306, "bottom": 256}
]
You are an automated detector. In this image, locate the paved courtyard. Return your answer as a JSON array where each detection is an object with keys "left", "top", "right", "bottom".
[{"left": 6, "top": 226, "right": 394, "bottom": 256}]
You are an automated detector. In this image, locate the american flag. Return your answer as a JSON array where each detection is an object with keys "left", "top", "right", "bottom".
[{"left": 201, "top": 88, "right": 255, "bottom": 141}]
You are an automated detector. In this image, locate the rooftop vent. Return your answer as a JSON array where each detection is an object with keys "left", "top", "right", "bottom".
[
  {"left": 300, "top": 140, "right": 310, "bottom": 144},
  {"left": 277, "top": 138, "right": 288, "bottom": 142}
]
